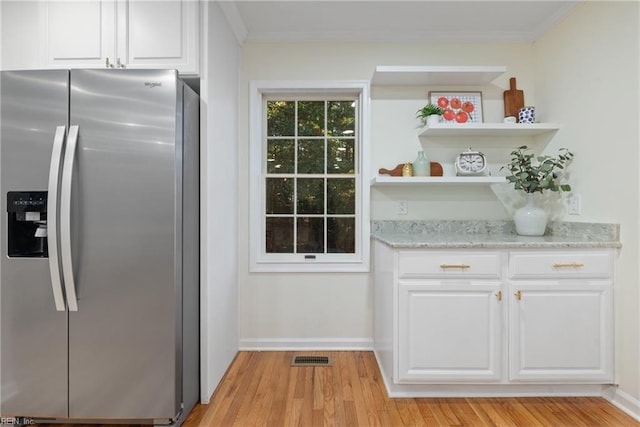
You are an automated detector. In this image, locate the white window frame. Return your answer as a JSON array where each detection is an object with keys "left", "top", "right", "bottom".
[{"left": 249, "top": 80, "right": 370, "bottom": 273}]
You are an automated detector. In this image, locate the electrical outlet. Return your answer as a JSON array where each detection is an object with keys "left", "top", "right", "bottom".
[
  {"left": 398, "top": 200, "right": 408, "bottom": 215},
  {"left": 568, "top": 193, "right": 581, "bottom": 215}
]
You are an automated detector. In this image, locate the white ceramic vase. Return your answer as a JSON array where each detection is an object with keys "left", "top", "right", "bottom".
[
  {"left": 427, "top": 114, "right": 441, "bottom": 126},
  {"left": 514, "top": 193, "right": 548, "bottom": 236}
]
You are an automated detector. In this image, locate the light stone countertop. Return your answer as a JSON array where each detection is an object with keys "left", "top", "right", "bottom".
[{"left": 371, "top": 220, "right": 621, "bottom": 249}]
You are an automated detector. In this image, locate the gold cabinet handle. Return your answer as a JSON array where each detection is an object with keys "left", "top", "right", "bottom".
[
  {"left": 553, "top": 262, "right": 585, "bottom": 268},
  {"left": 495, "top": 291, "right": 502, "bottom": 301},
  {"left": 439, "top": 264, "right": 470, "bottom": 269},
  {"left": 514, "top": 290, "right": 522, "bottom": 300}
]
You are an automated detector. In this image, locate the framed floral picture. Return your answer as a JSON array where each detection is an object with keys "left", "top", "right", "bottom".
[{"left": 428, "top": 91, "right": 483, "bottom": 123}]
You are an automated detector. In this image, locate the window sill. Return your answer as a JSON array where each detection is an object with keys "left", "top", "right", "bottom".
[{"left": 250, "top": 260, "right": 370, "bottom": 273}]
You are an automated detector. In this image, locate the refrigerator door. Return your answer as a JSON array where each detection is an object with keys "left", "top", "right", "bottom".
[
  {"left": 67, "top": 69, "right": 181, "bottom": 420},
  {"left": 1, "top": 70, "right": 70, "bottom": 417}
]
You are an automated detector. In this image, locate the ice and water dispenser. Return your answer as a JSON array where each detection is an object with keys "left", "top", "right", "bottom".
[{"left": 6, "top": 191, "right": 48, "bottom": 257}]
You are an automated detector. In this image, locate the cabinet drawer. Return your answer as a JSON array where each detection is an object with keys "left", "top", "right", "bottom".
[
  {"left": 509, "top": 251, "right": 613, "bottom": 279},
  {"left": 398, "top": 251, "right": 501, "bottom": 279}
]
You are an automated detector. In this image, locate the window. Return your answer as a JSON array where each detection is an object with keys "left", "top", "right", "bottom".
[{"left": 250, "top": 82, "right": 370, "bottom": 272}]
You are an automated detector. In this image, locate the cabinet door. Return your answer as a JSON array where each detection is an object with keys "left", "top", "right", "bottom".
[
  {"left": 39, "top": 1, "right": 116, "bottom": 68},
  {"left": 1, "top": 2, "right": 41, "bottom": 70},
  {"left": 398, "top": 282, "right": 503, "bottom": 382},
  {"left": 509, "top": 281, "right": 613, "bottom": 382},
  {"left": 119, "top": 0, "right": 199, "bottom": 75}
]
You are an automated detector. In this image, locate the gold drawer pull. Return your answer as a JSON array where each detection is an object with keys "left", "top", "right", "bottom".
[
  {"left": 495, "top": 291, "right": 502, "bottom": 301},
  {"left": 553, "top": 262, "right": 585, "bottom": 268},
  {"left": 514, "top": 290, "right": 522, "bottom": 300},
  {"left": 440, "top": 264, "right": 470, "bottom": 269}
]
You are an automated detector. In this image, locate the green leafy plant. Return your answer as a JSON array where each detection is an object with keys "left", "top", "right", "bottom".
[
  {"left": 502, "top": 145, "right": 574, "bottom": 194},
  {"left": 416, "top": 103, "right": 443, "bottom": 125}
]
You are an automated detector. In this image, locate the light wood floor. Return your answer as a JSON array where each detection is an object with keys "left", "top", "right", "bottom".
[{"left": 183, "top": 350, "right": 639, "bottom": 427}]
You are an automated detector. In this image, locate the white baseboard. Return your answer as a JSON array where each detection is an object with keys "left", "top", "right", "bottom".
[
  {"left": 239, "top": 337, "right": 374, "bottom": 351},
  {"left": 604, "top": 386, "right": 640, "bottom": 422}
]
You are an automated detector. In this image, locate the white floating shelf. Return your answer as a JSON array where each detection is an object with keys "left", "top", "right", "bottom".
[
  {"left": 371, "top": 65, "right": 506, "bottom": 86},
  {"left": 371, "top": 176, "right": 507, "bottom": 186},
  {"left": 418, "top": 123, "right": 561, "bottom": 138}
]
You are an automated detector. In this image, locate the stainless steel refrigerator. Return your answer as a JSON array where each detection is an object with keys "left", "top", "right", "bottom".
[{"left": 0, "top": 69, "right": 199, "bottom": 425}]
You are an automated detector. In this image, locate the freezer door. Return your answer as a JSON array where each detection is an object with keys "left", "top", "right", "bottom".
[
  {"left": 67, "top": 69, "right": 181, "bottom": 420},
  {"left": 0, "top": 70, "right": 70, "bottom": 417}
]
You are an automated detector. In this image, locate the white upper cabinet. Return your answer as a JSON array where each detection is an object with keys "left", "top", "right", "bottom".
[
  {"left": 119, "top": 0, "right": 199, "bottom": 74},
  {"left": 40, "top": 1, "right": 116, "bottom": 69},
  {"left": 39, "top": 0, "right": 199, "bottom": 75},
  {"left": 1, "top": 2, "right": 42, "bottom": 70}
]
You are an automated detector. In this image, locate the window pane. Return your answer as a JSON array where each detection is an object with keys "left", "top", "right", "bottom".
[
  {"left": 267, "top": 101, "right": 294, "bottom": 136},
  {"left": 327, "top": 139, "right": 355, "bottom": 174},
  {"left": 297, "top": 217, "right": 324, "bottom": 253},
  {"left": 297, "top": 178, "right": 324, "bottom": 214},
  {"left": 298, "top": 139, "right": 325, "bottom": 174},
  {"left": 267, "top": 139, "right": 294, "bottom": 173},
  {"left": 298, "top": 101, "right": 325, "bottom": 136},
  {"left": 327, "top": 101, "right": 355, "bottom": 136},
  {"left": 266, "top": 178, "right": 293, "bottom": 214},
  {"left": 266, "top": 217, "right": 294, "bottom": 253},
  {"left": 258, "top": 91, "right": 362, "bottom": 267},
  {"left": 327, "top": 178, "right": 355, "bottom": 214},
  {"left": 327, "top": 218, "right": 355, "bottom": 253}
]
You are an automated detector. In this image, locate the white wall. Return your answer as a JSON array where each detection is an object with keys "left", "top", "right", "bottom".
[
  {"left": 534, "top": 1, "right": 640, "bottom": 409},
  {"left": 238, "top": 42, "right": 538, "bottom": 348},
  {"left": 199, "top": 1, "right": 240, "bottom": 403}
]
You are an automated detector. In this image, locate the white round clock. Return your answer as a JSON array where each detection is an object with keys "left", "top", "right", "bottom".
[{"left": 455, "top": 148, "right": 487, "bottom": 176}]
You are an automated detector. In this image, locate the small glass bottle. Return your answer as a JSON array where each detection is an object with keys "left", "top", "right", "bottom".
[{"left": 412, "top": 150, "right": 430, "bottom": 176}]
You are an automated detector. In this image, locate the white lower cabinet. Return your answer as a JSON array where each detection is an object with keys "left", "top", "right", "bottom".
[
  {"left": 508, "top": 251, "right": 614, "bottom": 382},
  {"left": 373, "top": 243, "right": 615, "bottom": 392},
  {"left": 398, "top": 281, "right": 503, "bottom": 382}
]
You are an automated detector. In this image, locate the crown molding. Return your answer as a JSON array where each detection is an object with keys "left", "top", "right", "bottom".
[
  {"left": 217, "top": 1, "right": 248, "bottom": 45},
  {"left": 531, "top": 1, "right": 580, "bottom": 41},
  {"left": 244, "top": 30, "right": 539, "bottom": 44}
]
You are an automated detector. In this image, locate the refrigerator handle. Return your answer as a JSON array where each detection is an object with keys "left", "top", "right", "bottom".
[
  {"left": 47, "top": 126, "right": 67, "bottom": 311},
  {"left": 60, "top": 125, "right": 79, "bottom": 312}
]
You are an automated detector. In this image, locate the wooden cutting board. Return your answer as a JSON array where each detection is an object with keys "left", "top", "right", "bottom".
[
  {"left": 503, "top": 77, "right": 524, "bottom": 121},
  {"left": 378, "top": 162, "right": 443, "bottom": 177}
]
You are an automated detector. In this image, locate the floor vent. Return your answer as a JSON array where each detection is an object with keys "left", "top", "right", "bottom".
[{"left": 291, "top": 355, "right": 332, "bottom": 367}]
